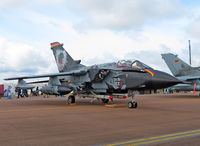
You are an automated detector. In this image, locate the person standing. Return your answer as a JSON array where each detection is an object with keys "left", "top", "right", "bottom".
[{"left": 17, "top": 88, "right": 21, "bottom": 98}]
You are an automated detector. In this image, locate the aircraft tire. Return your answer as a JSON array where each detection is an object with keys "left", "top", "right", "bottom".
[
  {"left": 102, "top": 99, "right": 109, "bottom": 103},
  {"left": 128, "top": 101, "right": 138, "bottom": 108},
  {"left": 68, "top": 96, "right": 75, "bottom": 104}
]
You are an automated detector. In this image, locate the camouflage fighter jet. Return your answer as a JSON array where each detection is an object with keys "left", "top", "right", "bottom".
[
  {"left": 162, "top": 53, "right": 200, "bottom": 93},
  {"left": 5, "top": 42, "right": 181, "bottom": 108}
]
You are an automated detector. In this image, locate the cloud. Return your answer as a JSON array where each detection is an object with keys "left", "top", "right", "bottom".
[
  {"left": 0, "top": 37, "right": 57, "bottom": 82},
  {"left": 0, "top": 0, "right": 66, "bottom": 8},
  {"left": 1, "top": 0, "right": 199, "bottom": 84},
  {"left": 183, "top": 7, "right": 200, "bottom": 66},
  {"left": 75, "top": 0, "right": 183, "bottom": 30},
  {"left": 0, "top": 0, "right": 26, "bottom": 8},
  {"left": 187, "top": 16, "right": 200, "bottom": 39},
  {"left": 0, "top": 11, "right": 188, "bottom": 82}
]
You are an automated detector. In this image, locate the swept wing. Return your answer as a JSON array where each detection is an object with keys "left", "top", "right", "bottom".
[{"left": 4, "top": 69, "right": 87, "bottom": 80}]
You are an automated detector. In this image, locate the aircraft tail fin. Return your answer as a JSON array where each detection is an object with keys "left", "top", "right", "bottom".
[
  {"left": 161, "top": 53, "right": 192, "bottom": 77},
  {"left": 51, "top": 42, "right": 85, "bottom": 72}
]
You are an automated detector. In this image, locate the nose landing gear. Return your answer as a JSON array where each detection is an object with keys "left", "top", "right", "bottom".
[
  {"left": 128, "top": 90, "right": 138, "bottom": 108},
  {"left": 128, "top": 101, "right": 138, "bottom": 108}
]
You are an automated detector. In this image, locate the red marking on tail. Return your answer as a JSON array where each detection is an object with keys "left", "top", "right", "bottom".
[{"left": 58, "top": 59, "right": 63, "bottom": 64}]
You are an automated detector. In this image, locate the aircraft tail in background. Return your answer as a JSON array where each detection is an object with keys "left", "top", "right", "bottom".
[{"left": 161, "top": 53, "right": 193, "bottom": 77}]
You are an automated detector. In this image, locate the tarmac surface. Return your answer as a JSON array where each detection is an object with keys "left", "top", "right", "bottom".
[{"left": 0, "top": 93, "right": 200, "bottom": 146}]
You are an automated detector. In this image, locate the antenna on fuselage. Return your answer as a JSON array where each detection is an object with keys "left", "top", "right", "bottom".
[{"left": 189, "top": 40, "right": 192, "bottom": 65}]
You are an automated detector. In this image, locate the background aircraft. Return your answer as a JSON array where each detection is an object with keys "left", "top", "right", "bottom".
[
  {"left": 5, "top": 42, "right": 181, "bottom": 108},
  {"left": 161, "top": 53, "right": 200, "bottom": 93}
]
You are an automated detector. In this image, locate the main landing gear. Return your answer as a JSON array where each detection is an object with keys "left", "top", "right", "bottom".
[
  {"left": 67, "top": 95, "right": 75, "bottom": 104},
  {"left": 66, "top": 91, "right": 138, "bottom": 108},
  {"left": 128, "top": 90, "right": 138, "bottom": 108},
  {"left": 101, "top": 99, "right": 109, "bottom": 104}
]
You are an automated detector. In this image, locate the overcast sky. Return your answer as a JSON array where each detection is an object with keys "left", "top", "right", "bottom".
[{"left": 1, "top": 0, "right": 200, "bottom": 83}]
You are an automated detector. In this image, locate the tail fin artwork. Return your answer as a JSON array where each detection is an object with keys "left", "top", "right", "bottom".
[
  {"left": 51, "top": 42, "right": 85, "bottom": 72},
  {"left": 161, "top": 53, "right": 193, "bottom": 77}
]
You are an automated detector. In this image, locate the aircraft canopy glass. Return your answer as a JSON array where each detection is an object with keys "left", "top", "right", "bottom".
[
  {"left": 117, "top": 60, "right": 132, "bottom": 67},
  {"left": 117, "top": 60, "right": 153, "bottom": 70}
]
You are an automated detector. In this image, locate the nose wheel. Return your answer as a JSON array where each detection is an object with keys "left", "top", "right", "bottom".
[
  {"left": 128, "top": 90, "right": 138, "bottom": 108},
  {"left": 128, "top": 101, "right": 138, "bottom": 108}
]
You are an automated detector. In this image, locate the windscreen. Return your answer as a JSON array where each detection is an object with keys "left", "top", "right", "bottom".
[
  {"left": 132, "top": 60, "right": 153, "bottom": 70},
  {"left": 117, "top": 60, "right": 153, "bottom": 70}
]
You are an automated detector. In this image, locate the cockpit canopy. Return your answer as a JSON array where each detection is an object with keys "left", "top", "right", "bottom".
[{"left": 117, "top": 60, "right": 153, "bottom": 70}]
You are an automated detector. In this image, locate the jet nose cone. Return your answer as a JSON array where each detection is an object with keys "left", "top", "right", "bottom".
[
  {"left": 165, "top": 76, "right": 182, "bottom": 85},
  {"left": 152, "top": 71, "right": 182, "bottom": 88}
]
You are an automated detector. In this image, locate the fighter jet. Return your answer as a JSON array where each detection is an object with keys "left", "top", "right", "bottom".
[
  {"left": 5, "top": 42, "right": 181, "bottom": 108},
  {"left": 162, "top": 53, "right": 200, "bottom": 92}
]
